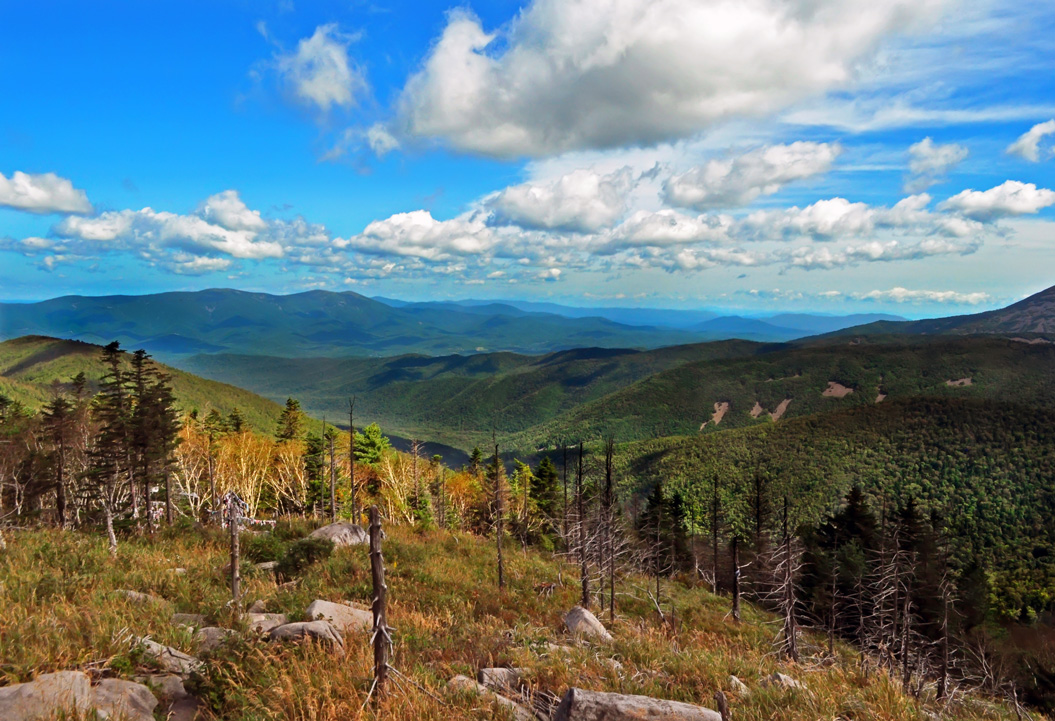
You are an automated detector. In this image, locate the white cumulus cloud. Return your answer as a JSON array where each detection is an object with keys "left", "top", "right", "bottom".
[
  {"left": 1006, "top": 120, "right": 1055, "bottom": 162},
  {"left": 663, "top": 142, "right": 840, "bottom": 210},
  {"left": 0, "top": 171, "right": 93, "bottom": 214},
  {"left": 905, "top": 137, "right": 968, "bottom": 191},
  {"left": 852, "top": 287, "right": 991, "bottom": 304},
  {"left": 276, "top": 24, "right": 367, "bottom": 112},
  {"left": 486, "top": 167, "right": 635, "bottom": 232},
  {"left": 396, "top": 0, "right": 949, "bottom": 157},
  {"left": 940, "top": 180, "right": 1055, "bottom": 220}
]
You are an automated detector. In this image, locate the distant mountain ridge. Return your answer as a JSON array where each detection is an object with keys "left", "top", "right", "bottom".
[
  {"left": 0, "top": 288, "right": 905, "bottom": 358},
  {"left": 833, "top": 284, "right": 1055, "bottom": 338}
]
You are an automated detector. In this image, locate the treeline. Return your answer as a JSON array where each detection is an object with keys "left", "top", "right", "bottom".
[{"left": 616, "top": 396, "right": 1055, "bottom": 711}]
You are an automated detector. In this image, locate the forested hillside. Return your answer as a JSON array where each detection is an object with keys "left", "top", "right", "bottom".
[
  {"left": 0, "top": 336, "right": 281, "bottom": 433},
  {"left": 183, "top": 334, "right": 1055, "bottom": 451}
]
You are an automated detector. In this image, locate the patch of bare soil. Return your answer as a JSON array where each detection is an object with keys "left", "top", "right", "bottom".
[
  {"left": 700, "top": 401, "right": 730, "bottom": 430},
  {"left": 770, "top": 398, "right": 792, "bottom": 420},
  {"left": 876, "top": 392, "right": 887, "bottom": 403},
  {"left": 822, "top": 381, "right": 854, "bottom": 398},
  {"left": 946, "top": 378, "right": 973, "bottom": 387},
  {"left": 750, "top": 402, "right": 765, "bottom": 418}
]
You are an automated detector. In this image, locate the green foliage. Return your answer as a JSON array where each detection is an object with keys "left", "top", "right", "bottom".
[
  {"left": 353, "top": 423, "right": 390, "bottom": 465},
  {"left": 618, "top": 396, "right": 1055, "bottom": 620},
  {"left": 276, "top": 537, "right": 334, "bottom": 580},
  {"left": 0, "top": 336, "right": 281, "bottom": 433},
  {"left": 241, "top": 532, "right": 287, "bottom": 564}
]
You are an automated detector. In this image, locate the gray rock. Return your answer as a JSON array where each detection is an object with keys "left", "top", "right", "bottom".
[
  {"left": 91, "top": 679, "right": 158, "bottom": 721},
  {"left": 268, "top": 620, "right": 344, "bottom": 648},
  {"left": 477, "top": 667, "right": 524, "bottom": 692},
  {"left": 138, "top": 639, "right": 202, "bottom": 676},
  {"left": 135, "top": 674, "right": 187, "bottom": 701},
  {"left": 554, "top": 688, "right": 721, "bottom": 721},
  {"left": 0, "top": 671, "right": 92, "bottom": 720},
  {"left": 194, "top": 626, "right": 234, "bottom": 653},
  {"left": 167, "top": 695, "right": 202, "bottom": 721},
  {"left": 170, "top": 568, "right": 188, "bottom": 575},
  {"left": 305, "top": 599, "right": 372, "bottom": 633},
  {"left": 309, "top": 522, "right": 368, "bottom": 546},
  {"left": 247, "top": 599, "right": 268, "bottom": 613},
  {"left": 728, "top": 675, "right": 750, "bottom": 696},
  {"left": 253, "top": 561, "right": 278, "bottom": 573},
  {"left": 447, "top": 675, "right": 535, "bottom": 721},
  {"left": 761, "top": 672, "right": 806, "bottom": 691},
  {"left": 564, "top": 606, "right": 613, "bottom": 642},
  {"left": 171, "top": 613, "right": 207, "bottom": 629},
  {"left": 244, "top": 612, "right": 288, "bottom": 633}
]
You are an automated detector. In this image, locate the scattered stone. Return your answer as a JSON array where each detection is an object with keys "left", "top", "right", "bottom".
[
  {"left": 138, "top": 639, "right": 202, "bottom": 676},
  {"left": 447, "top": 675, "right": 535, "bottom": 721},
  {"left": 247, "top": 599, "right": 268, "bottom": 613},
  {"left": 0, "top": 671, "right": 92, "bottom": 720},
  {"left": 135, "top": 674, "right": 187, "bottom": 701},
  {"left": 244, "top": 612, "right": 288, "bottom": 634},
  {"left": 91, "top": 678, "right": 158, "bottom": 721},
  {"left": 171, "top": 613, "right": 206, "bottom": 629},
  {"left": 477, "top": 667, "right": 524, "bottom": 692},
  {"left": 116, "top": 589, "right": 167, "bottom": 605},
  {"left": 761, "top": 672, "right": 806, "bottom": 691},
  {"left": 268, "top": 620, "right": 344, "bottom": 649},
  {"left": 167, "top": 695, "right": 202, "bottom": 721},
  {"left": 554, "top": 688, "right": 721, "bottom": 721},
  {"left": 728, "top": 675, "right": 750, "bottom": 696},
  {"left": 169, "top": 568, "right": 187, "bottom": 575},
  {"left": 305, "top": 599, "right": 372, "bottom": 633},
  {"left": 253, "top": 561, "right": 278, "bottom": 573},
  {"left": 194, "top": 626, "right": 234, "bottom": 653},
  {"left": 540, "top": 642, "right": 575, "bottom": 655},
  {"left": 308, "top": 522, "right": 368, "bottom": 546},
  {"left": 564, "top": 606, "right": 612, "bottom": 642}
]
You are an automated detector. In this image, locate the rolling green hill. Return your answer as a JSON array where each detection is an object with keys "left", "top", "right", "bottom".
[
  {"left": 178, "top": 334, "right": 1055, "bottom": 452},
  {"left": 613, "top": 395, "right": 1055, "bottom": 622},
  {"left": 178, "top": 340, "right": 767, "bottom": 447},
  {"left": 0, "top": 336, "right": 282, "bottom": 432}
]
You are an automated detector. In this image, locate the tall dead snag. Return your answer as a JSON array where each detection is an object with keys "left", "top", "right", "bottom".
[
  {"left": 562, "top": 442, "right": 569, "bottom": 543},
  {"left": 778, "top": 496, "right": 800, "bottom": 662},
  {"left": 328, "top": 428, "right": 337, "bottom": 523},
  {"left": 226, "top": 492, "right": 243, "bottom": 608},
  {"left": 369, "top": 506, "right": 389, "bottom": 698},
  {"left": 492, "top": 438, "right": 505, "bottom": 589},
  {"left": 710, "top": 472, "right": 721, "bottom": 594},
  {"left": 603, "top": 437, "right": 616, "bottom": 624},
  {"left": 731, "top": 536, "right": 741, "bottom": 623},
  {"left": 577, "top": 442, "right": 588, "bottom": 609},
  {"left": 348, "top": 397, "right": 357, "bottom": 523}
]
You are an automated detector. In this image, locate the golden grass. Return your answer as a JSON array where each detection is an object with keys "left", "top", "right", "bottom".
[{"left": 0, "top": 522, "right": 1037, "bottom": 721}]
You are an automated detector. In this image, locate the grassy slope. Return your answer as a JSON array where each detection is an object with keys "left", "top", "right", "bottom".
[
  {"left": 0, "top": 522, "right": 1028, "bottom": 721},
  {"left": 0, "top": 336, "right": 282, "bottom": 433}
]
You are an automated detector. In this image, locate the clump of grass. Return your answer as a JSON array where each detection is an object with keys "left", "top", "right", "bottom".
[{"left": 0, "top": 524, "right": 1035, "bottom": 721}]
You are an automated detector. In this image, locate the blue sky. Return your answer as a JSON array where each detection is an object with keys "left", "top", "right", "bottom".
[{"left": 1, "top": 0, "right": 1054, "bottom": 317}]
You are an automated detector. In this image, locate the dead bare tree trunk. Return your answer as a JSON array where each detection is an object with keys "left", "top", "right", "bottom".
[
  {"left": 348, "top": 397, "right": 357, "bottom": 523},
  {"left": 780, "top": 496, "right": 800, "bottom": 662},
  {"left": 228, "top": 494, "right": 241, "bottom": 608},
  {"left": 577, "top": 442, "right": 588, "bottom": 609},
  {"left": 731, "top": 536, "right": 741, "bottom": 623},
  {"left": 711, "top": 473, "right": 720, "bottom": 594},
  {"left": 369, "top": 505, "right": 389, "bottom": 698},
  {"left": 562, "top": 442, "right": 569, "bottom": 544},
  {"left": 164, "top": 467, "right": 173, "bottom": 525},
  {"left": 328, "top": 431, "right": 337, "bottom": 523},
  {"left": 207, "top": 445, "right": 216, "bottom": 524},
  {"left": 494, "top": 439, "right": 505, "bottom": 590}
]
